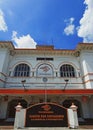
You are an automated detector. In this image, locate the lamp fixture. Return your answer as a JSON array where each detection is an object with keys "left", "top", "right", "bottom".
[
  {"left": 21, "top": 80, "right": 27, "bottom": 90},
  {"left": 63, "top": 79, "right": 69, "bottom": 90}
]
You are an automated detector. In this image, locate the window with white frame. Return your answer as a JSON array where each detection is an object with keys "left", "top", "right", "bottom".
[
  {"left": 60, "top": 64, "right": 75, "bottom": 77},
  {"left": 14, "top": 63, "right": 30, "bottom": 77}
]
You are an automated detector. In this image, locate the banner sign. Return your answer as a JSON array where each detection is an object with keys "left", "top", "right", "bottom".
[{"left": 25, "top": 102, "right": 68, "bottom": 127}]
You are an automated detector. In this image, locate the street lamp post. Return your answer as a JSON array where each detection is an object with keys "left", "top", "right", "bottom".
[{"left": 43, "top": 77, "right": 48, "bottom": 103}]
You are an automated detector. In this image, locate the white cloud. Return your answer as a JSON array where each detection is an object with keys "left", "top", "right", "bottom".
[
  {"left": 12, "top": 31, "right": 37, "bottom": 48},
  {"left": 64, "top": 24, "right": 75, "bottom": 36},
  {"left": 0, "top": 9, "right": 8, "bottom": 32},
  {"left": 77, "top": 0, "right": 93, "bottom": 42},
  {"left": 64, "top": 17, "right": 75, "bottom": 36}
]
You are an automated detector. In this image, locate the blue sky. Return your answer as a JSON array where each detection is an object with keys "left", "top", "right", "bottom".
[{"left": 0, "top": 0, "right": 93, "bottom": 49}]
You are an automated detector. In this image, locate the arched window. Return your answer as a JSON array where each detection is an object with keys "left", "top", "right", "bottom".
[
  {"left": 14, "top": 63, "right": 30, "bottom": 77},
  {"left": 60, "top": 64, "right": 75, "bottom": 77}
]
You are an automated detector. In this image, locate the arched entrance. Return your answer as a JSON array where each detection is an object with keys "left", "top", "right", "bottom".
[
  {"left": 63, "top": 99, "right": 82, "bottom": 117},
  {"left": 7, "top": 99, "right": 27, "bottom": 118}
]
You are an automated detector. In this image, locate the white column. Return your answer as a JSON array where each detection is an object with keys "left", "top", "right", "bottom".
[
  {"left": 14, "top": 103, "right": 26, "bottom": 129},
  {"left": 68, "top": 103, "right": 79, "bottom": 129}
]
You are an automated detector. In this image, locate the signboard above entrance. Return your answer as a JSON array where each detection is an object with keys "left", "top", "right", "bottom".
[{"left": 25, "top": 102, "right": 68, "bottom": 127}]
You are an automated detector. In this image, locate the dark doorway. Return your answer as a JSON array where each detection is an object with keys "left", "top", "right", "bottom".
[
  {"left": 63, "top": 99, "right": 82, "bottom": 117},
  {"left": 7, "top": 99, "right": 27, "bottom": 118}
]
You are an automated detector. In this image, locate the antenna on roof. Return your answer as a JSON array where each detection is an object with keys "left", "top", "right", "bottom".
[{"left": 51, "top": 38, "right": 54, "bottom": 45}]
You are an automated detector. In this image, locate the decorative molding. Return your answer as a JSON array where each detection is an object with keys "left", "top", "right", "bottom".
[
  {"left": 82, "top": 73, "right": 93, "bottom": 78},
  {"left": 0, "top": 41, "right": 14, "bottom": 50},
  {"left": 10, "top": 50, "right": 16, "bottom": 56},
  {"left": 0, "top": 89, "right": 93, "bottom": 95},
  {"left": 74, "top": 51, "right": 80, "bottom": 57}
]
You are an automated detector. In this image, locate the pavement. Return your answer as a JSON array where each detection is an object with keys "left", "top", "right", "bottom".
[{"left": 0, "top": 126, "right": 93, "bottom": 130}]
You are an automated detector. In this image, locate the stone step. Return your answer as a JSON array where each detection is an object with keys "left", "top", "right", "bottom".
[
  {"left": 0, "top": 126, "right": 93, "bottom": 130},
  {"left": 14, "top": 128, "right": 69, "bottom": 130},
  {"left": 0, "top": 126, "right": 14, "bottom": 129}
]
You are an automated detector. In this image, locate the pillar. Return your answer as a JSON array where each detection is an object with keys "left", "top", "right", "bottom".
[
  {"left": 68, "top": 103, "right": 79, "bottom": 129},
  {"left": 14, "top": 102, "right": 25, "bottom": 129}
]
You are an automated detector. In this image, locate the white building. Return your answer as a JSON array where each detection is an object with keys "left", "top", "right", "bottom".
[{"left": 0, "top": 41, "right": 93, "bottom": 123}]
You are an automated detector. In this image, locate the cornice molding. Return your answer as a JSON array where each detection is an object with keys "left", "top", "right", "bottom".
[
  {"left": 14, "top": 49, "right": 75, "bottom": 56},
  {"left": 76, "top": 43, "right": 93, "bottom": 51},
  {"left": 0, "top": 41, "right": 93, "bottom": 56},
  {"left": 0, "top": 41, "right": 14, "bottom": 50}
]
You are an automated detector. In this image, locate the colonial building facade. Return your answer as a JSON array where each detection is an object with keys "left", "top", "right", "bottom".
[{"left": 0, "top": 41, "right": 93, "bottom": 122}]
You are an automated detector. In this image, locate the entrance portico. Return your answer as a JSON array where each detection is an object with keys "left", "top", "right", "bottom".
[
  {"left": 0, "top": 88, "right": 93, "bottom": 122},
  {"left": 14, "top": 102, "right": 78, "bottom": 128}
]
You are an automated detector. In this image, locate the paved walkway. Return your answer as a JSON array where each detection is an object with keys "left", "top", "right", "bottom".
[
  {"left": 14, "top": 127, "right": 93, "bottom": 130},
  {"left": 0, "top": 126, "right": 93, "bottom": 130}
]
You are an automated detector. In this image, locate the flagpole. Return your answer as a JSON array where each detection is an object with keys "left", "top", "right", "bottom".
[{"left": 43, "top": 77, "right": 47, "bottom": 103}]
